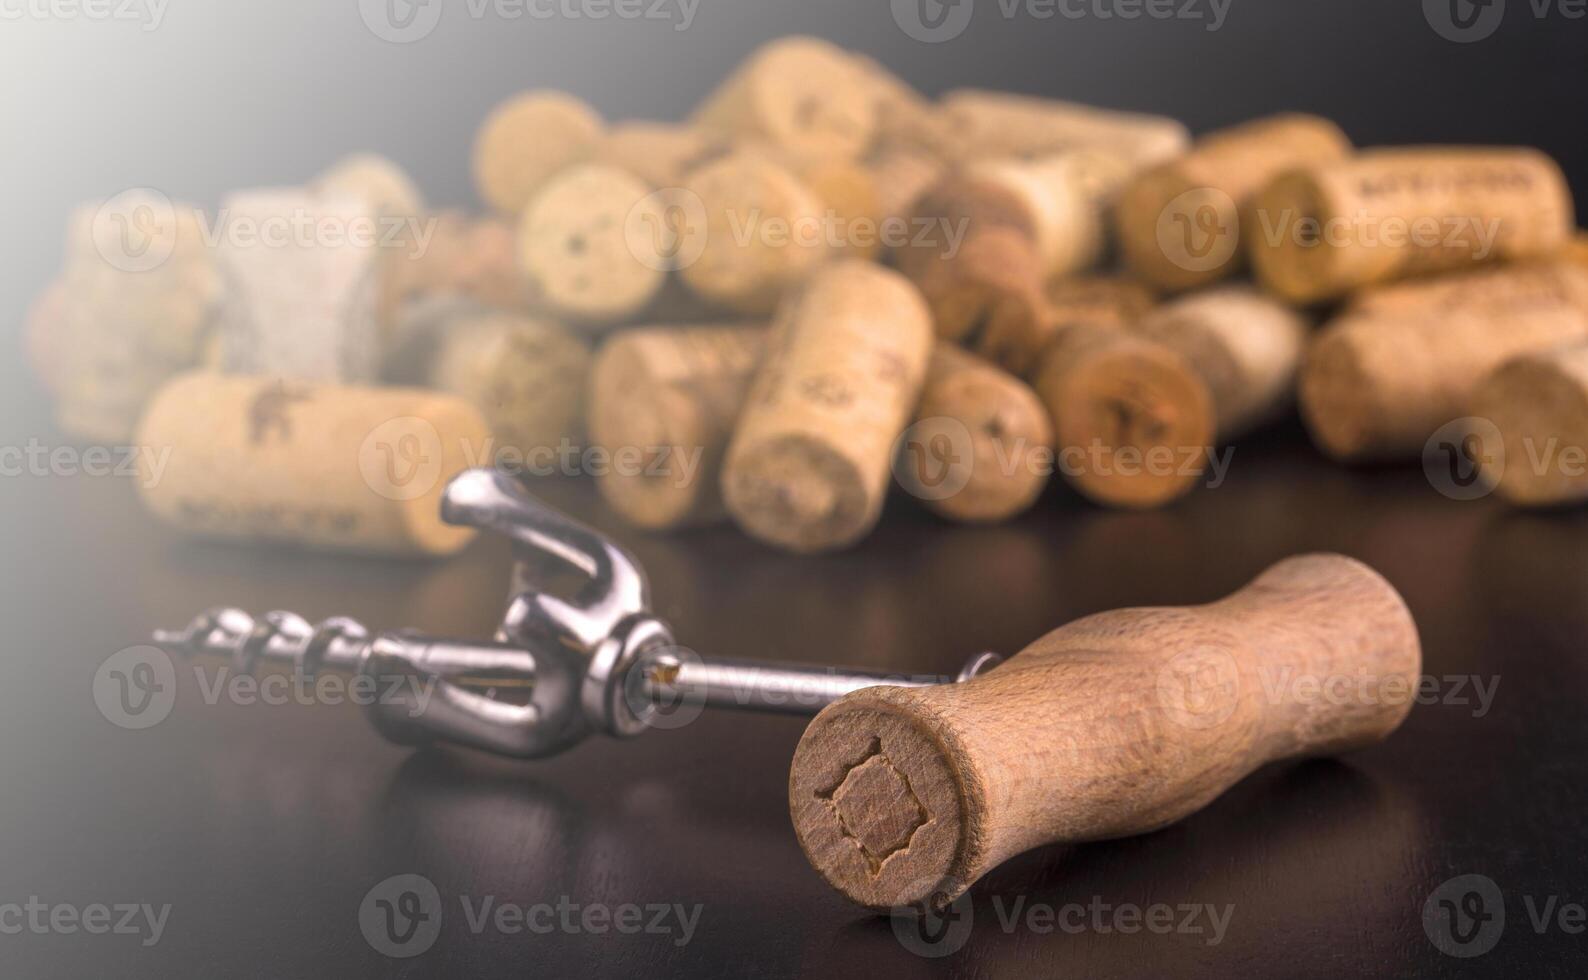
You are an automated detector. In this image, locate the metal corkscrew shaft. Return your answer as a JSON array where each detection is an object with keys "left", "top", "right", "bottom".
[{"left": 151, "top": 470, "right": 1000, "bottom": 760}]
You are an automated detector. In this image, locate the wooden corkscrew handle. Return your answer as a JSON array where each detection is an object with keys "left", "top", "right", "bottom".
[{"left": 788, "top": 553, "right": 1421, "bottom": 911}]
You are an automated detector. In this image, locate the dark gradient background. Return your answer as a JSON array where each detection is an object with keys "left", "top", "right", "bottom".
[{"left": 2, "top": 2, "right": 1587, "bottom": 977}]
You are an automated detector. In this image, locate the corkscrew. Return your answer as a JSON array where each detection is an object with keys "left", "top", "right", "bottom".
[{"left": 153, "top": 468, "right": 1000, "bottom": 760}]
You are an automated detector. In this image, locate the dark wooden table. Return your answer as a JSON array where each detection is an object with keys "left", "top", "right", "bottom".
[{"left": 4, "top": 400, "right": 1585, "bottom": 978}]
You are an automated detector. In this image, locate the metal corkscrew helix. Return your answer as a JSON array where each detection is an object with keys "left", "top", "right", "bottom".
[{"left": 154, "top": 469, "right": 1001, "bottom": 760}]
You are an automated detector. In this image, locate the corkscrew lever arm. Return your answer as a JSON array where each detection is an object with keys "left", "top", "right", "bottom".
[{"left": 153, "top": 469, "right": 999, "bottom": 760}]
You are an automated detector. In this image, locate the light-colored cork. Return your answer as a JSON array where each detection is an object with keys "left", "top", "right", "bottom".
[
  {"left": 964, "top": 149, "right": 1141, "bottom": 279},
  {"left": 1251, "top": 147, "right": 1575, "bottom": 304},
  {"left": 589, "top": 324, "right": 766, "bottom": 530},
  {"left": 1033, "top": 325, "right": 1214, "bottom": 509},
  {"left": 429, "top": 311, "right": 592, "bottom": 461},
  {"left": 473, "top": 90, "right": 604, "bottom": 216},
  {"left": 54, "top": 195, "right": 219, "bottom": 443},
  {"left": 1470, "top": 346, "right": 1588, "bottom": 507},
  {"left": 900, "top": 344, "right": 1054, "bottom": 523},
  {"left": 849, "top": 54, "right": 959, "bottom": 161},
  {"left": 590, "top": 123, "right": 727, "bottom": 190},
  {"left": 979, "top": 275, "right": 1157, "bottom": 378},
  {"left": 215, "top": 188, "right": 381, "bottom": 383},
  {"left": 1567, "top": 232, "right": 1588, "bottom": 269},
  {"left": 939, "top": 89, "right": 1190, "bottom": 169},
  {"left": 1117, "top": 114, "right": 1353, "bottom": 292},
  {"left": 23, "top": 278, "right": 68, "bottom": 395},
  {"left": 135, "top": 372, "right": 490, "bottom": 557},
  {"left": 1347, "top": 258, "right": 1588, "bottom": 320},
  {"left": 722, "top": 262, "right": 933, "bottom": 552},
  {"left": 1300, "top": 303, "right": 1588, "bottom": 461},
  {"left": 690, "top": 36, "right": 877, "bottom": 165},
  {"left": 517, "top": 163, "right": 666, "bottom": 324},
  {"left": 311, "top": 153, "right": 424, "bottom": 222},
  {"left": 1134, "top": 286, "right": 1310, "bottom": 440},
  {"left": 678, "top": 151, "right": 832, "bottom": 314}
]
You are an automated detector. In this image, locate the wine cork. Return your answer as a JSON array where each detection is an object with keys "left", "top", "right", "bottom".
[
  {"left": 900, "top": 344, "right": 1054, "bottom": 523},
  {"left": 473, "top": 90, "right": 604, "bottom": 216},
  {"left": 135, "top": 373, "right": 490, "bottom": 556},
  {"left": 590, "top": 123, "right": 726, "bottom": 190},
  {"left": 311, "top": 153, "right": 424, "bottom": 223},
  {"left": 1117, "top": 114, "right": 1353, "bottom": 291},
  {"left": 867, "top": 149, "right": 946, "bottom": 234},
  {"left": 23, "top": 278, "right": 68, "bottom": 395},
  {"left": 1300, "top": 303, "right": 1588, "bottom": 461},
  {"left": 690, "top": 36, "right": 877, "bottom": 165},
  {"left": 589, "top": 324, "right": 766, "bottom": 530},
  {"left": 1470, "top": 346, "right": 1588, "bottom": 506},
  {"left": 1568, "top": 232, "right": 1588, "bottom": 268},
  {"left": 429, "top": 311, "right": 592, "bottom": 460},
  {"left": 678, "top": 151, "right": 832, "bottom": 314},
  {"left": 1133, "top": 286, "right": 1310, "bottom": 440},
  {"left": 1033, "top": 326, "right": 1214, "bottom": 509},
  {"left": 939, "top": 89, "right": 1190, "bottom": 168},
  {"left": 215, "top": 189, "right": 381, "bottom": 383},
  {"left": 722, "top": 262, "right": 934, "bottom": 552},
  {"left": 517, "top": 163, "right": 666, "bottom": 324},
  {"left": 979, "top": 275, "right": 1157, "bottom": 378},
  {"left": 849, "top": 54, "right": 959, "bottom": 161},
  {"left": 800, "top": 159, "right": 885, "bottom": 260},
  {"left": 55, "top": 195, "right": 219, "bottom": 443},
  {"left": 963, "top": 150, "right": 1139, "bottom": 279},
  {"left": 1251, "top": 147, "right": 1575, "bottom": 303},
  {"left": 1347, "top": 258, "right": 1588, "bottom": 320}
]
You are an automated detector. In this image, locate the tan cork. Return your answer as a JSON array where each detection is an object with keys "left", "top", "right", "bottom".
[
  {"left": 1117, "top": 114, "right": 1353, "bottom": 291},
  {"left": 1134, "top": 286, "right": 1311, "bottom": 440},
  {"left": 964, "top": 149, "right": 1142, "bottom": 279},
  {"left": 790, "top": 553, "right": 1419, "bottom": 910},
  {"left": 517, "top": 163, "right": 667, "bottom": 324},
  {"left": 1300, "top": 303, "right": 1588, "bottom": 461},
  {"left": 849, "top": 54, "right": 960, "bottom": 161},
  {"left": 311, "top": 153, "right": 424, "bottom": 223},
  {"left": 690, "top": 36, "right": 877, "bottom": 166},
  {"left": 589, "top": 324, "right": 767, "bottom": 530},
  {"left": 23, "top": 278, "right": 69, "bottom": 396},
  {"left": 1347, "top": 258, "right": 1588, "bottom": 320},
  {"left": 678, "top": 150, "right": 832, "bottom": 314},
  {"left": 55, "top": 195, "right": 219, "bottom": 444},
  {"left": 900, "top": 344, "right": 1054, "bottom": 523},
  {"left": 939, "top": 89, "right": 1189, "bottom": 168},
  {"left": 429, "top": 311, "right": 592, "bottom": 461},
  {"left": 1251, "top": 147, "right": 1575, "bottom": 303},
  {"left": 722, "top": 262, "right": 933, "bottom": 552},
  {"left": 590, "top": 123, "right": 728, "bottom": 190},
  {"left": 135, "top": 372, "right": 490, "bottom": 557},
  {"left": 1033, "top": 325, "right": 1214, "bottom": 509},
  {"left": 1470, "top": 346, "right": 1588, "bottom": 507},
  {"left": 473, "top": 90, "right": 604, "bottom": 216},
  {"left": 979, "top": 275, "right": 1157, "bottom": 378}
]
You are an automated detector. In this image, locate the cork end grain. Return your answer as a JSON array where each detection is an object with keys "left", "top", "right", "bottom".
[
  {"left": 1472, "top": 350, "right": 1588, "bottom": 507},
  {"left": 1250, "top": 168, "right": 1340, "bottom": 304},
  {"left": 721, "top": 434, "right": 868, "bottom": 553},
  {"left": 790, "top": 693, "right": 980, "bottom": 911},
  {"left": 1298, "top": 324, "right": 1381, "bottom": 462}
]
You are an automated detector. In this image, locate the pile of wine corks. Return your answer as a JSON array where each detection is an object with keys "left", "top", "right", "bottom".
[{"left": 24, "top": 35, "right": 1588, "bottom": 559}]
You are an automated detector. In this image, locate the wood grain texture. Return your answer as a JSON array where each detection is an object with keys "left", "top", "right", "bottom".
[{"left": 790, "top": 553, "right": 1421, "bottom": 911}]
